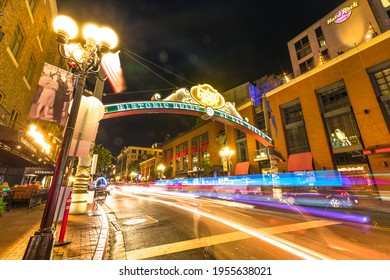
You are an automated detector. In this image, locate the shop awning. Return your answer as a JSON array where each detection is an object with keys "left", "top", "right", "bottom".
[
  {"left": 191, "top": 145, "right": 197, "bottom": 155},
  {"left": 182, "top": 149, "right": 188, "bottom": 157},
  {"left": 234, "top": 161, "right": 250, "bottom": 175},
  {"left": 287, "top": 152, "right": 313, "bottom": 172},
  {"left": 200, "top": 141, "right": 208, "bottom": 152}
]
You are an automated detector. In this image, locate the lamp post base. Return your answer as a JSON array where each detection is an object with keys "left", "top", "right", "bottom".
[
  {"left": 69, "top": 191, "right": 88, "bottom": 214},
  {"left": 23, "top": 228, "right": 56, "bottom": 260}
]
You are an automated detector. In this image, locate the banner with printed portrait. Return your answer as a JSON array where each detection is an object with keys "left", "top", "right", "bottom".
[{"left": 28, "top": 63, "right": 76, "bottom": 126}]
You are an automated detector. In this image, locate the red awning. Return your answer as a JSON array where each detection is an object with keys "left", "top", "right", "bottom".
[
  {"left": 200, "top": 141, "right": 208, "bottom": 152},
  {"left": 175, "top": 152, "right": 180, "bottom": 159},
  {"left": 191, "top": 145, "right": 197, "bottom": 155},
  {"left": 182, "top": 149, "right": 188, "bottom": 157},
  {"left": 234, "top": 161, "right": 250, "bottom": 175},
  {"left": 287, "top": 152, "right": 313, "bottom": 172}
]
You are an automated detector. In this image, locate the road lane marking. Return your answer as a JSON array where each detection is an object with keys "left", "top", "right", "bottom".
[
  {"left": 126, "top": 219, "right": 341, "bottom": 260},
  {"left": 121, "top": 191, "right": 338, "bottom": 260},
  {"left": 373, "top": 225, "right": 390, "bottom": 232}
]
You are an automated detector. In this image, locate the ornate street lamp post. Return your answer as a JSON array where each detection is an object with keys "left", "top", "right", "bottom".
[
  {"left": 23, "top": 15, "right": 117, "bottom": 259},
  {"left": 219, "top": 147, "right": 234, "bottom": 176}
]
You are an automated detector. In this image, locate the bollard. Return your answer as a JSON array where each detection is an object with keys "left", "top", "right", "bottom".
[{"left": 54, "top": 191, "right": 72, "bottom": 246}]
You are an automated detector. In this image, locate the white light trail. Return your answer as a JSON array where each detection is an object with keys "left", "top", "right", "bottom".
[{"left": 119, "top": 189, "right": 332, "bottom": 260}]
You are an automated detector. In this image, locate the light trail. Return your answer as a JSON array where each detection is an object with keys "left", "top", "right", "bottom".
[{"left": 118, "top": 187, "right": 333, "bottom": 260}]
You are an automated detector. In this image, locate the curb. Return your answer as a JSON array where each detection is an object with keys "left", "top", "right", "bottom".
[
  {"left": 92, "top": 203, "right": 110, "bottom": 260},
  {"left": 104, "top": 203, "right": 127, "bottom": 260}
]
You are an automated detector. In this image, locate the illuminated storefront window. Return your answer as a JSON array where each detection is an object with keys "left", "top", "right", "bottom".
[
  {"left": 191, "top": 137, "right": 198, "bottom": 169},
  {"left": 182, "top": 142, "right": 188, "bottom": 172},
  {"left": 200, "top": 133, "right": 209, "bottom": 163},
  {"left": 175, "top": 145, "right": 181, "bottom": 171},
  {"left": 317, "top": 81, "right": 362, "bottom": 154}
]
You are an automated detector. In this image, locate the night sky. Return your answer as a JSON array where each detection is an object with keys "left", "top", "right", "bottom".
[{"left": 57, "top": 0, "right": 345, "bottom": 156}]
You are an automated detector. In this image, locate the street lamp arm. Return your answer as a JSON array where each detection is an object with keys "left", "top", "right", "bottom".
[{"left": 97, "top": 68, "right": 107, "bottom": 82}]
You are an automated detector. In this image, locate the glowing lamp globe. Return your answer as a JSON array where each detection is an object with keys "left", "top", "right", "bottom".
[
  {"left": 99, "top": 27, "right": 118, "bottom": 53},
  {"left": 53, "top": 15, "right": 78, "bottom": 44},
  {"left": 82, "top": 24, "right": 101, "bottom": 45}
]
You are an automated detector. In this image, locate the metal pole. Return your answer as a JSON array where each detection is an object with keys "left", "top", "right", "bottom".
[{"left": 23, "top": 70, "right": 87, "bottom": 260}]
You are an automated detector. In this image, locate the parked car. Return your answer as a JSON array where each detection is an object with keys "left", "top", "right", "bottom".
[{"left": 282, "top": 187, "right": 359, "bottom": 208}]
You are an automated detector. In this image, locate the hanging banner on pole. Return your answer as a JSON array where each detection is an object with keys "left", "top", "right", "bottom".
[{"left": 28, "top": 62, "right": 75, "bottom": 126}]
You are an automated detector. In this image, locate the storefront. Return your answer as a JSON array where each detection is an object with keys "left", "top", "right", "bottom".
[{"left": 0, "top": 125, "right": 55, "bottom": 186}]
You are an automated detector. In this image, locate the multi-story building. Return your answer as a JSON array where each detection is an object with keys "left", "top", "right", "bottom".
[
  {"left": 116, "top": 143, "right": 163, "bottom": 181},
  {"left": 158, "top": 0, "right": 390, "bottom": 200},
  {"left": 0, "top": 0, "right": 63, "bottom": 186},
  {"left": 139, "top": 156, "right": 163, "bottom": 182},
  {"left": 288, "top": 0, "right": 390, "bottom": 77}
]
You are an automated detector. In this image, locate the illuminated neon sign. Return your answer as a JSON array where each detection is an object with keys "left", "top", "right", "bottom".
[
  {"left": 103, "top": 101, "right": 274, "bottom": 147},
  {"left": 190, "top": 84, "right": 225, "bottom": 109},
  {"left": 27, "top": 125, "right": 51, "bottom": 154},
  {"left": 327, "top": 1, "right": 359, "bottom": 25},
  {"left": 103, "top": 85, "right": 274, "bottom": 147}
]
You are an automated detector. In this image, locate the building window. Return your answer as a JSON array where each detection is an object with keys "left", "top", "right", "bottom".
[
  {"left": 319, "top": 49, "right": 330, "bottom": 64},
  {"left": 183, "top": 142, "right": 188, "bottom": 172},
  {"left": 181, "top": 142, "right": 188, "bottom": 172},
  {"left": 299, "top": 57, "right": 315, "bottom": 74},
  {"left": 9, "top": 24, "right": 25, "bottom": 60},
  {"left": 175, "top": 145, "right": 181, "bottom": 170},
  {"left": 191, "top": 137, "right": 198, "bottom": 169},
  {"left": 237, "top": 140, "right": 248, "bottom": 162},
  {"left": 381, "top": 0, "right": 390, "bottom": 17},
  {"left": 294, "top": 36, "right": 312, "bottom": 60},
  {"left": 282, "top": 100, "right": 310, "bottom": 155},
  {"left": 369, "top": 62, "right": 390, "bottom": 130},
  {"left": 200, "top": 133, "right": 209, "bottom": 164},
  {"left": 38, "top": 18, "right": 48, "bottom": 45},
  {"left": 235, "top": 129, "right": 248, "bottom": 162},
  {"left": 0, "top": 0, "right": 7, "bottom": 10},
  {"left": 315, "top": 27, "right": 326, "bottom": 47},
  {"left": 222, "top": 83, "right": 251, "bottom": 108},
  {"left": 25, "top": 56, "right": 37, "bottom": 85},
  {"left": 28, "top": 0, "right": 38, "bottom": 13},
  {"left": 166, "top": 148, "right": 173, "bottom": 164},
  {"left": 317, "top": 81, "right": 362, "bottom": 153},
  {"left": 9, "top": 108, "right": 20, "bottom": 128},
  {"left": 256, "top": 111, "right": 266, "bottom": 131}
]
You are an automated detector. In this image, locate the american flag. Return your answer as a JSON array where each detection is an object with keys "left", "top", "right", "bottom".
[{"left": 101, "top": 51, "right": 126, "bottom": 93}]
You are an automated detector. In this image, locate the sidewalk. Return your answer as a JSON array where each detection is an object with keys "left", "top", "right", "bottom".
[{"left": 0, "top": 202, "right": 109, "bottom": 260}]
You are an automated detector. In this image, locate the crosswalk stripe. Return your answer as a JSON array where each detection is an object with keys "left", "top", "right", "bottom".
[{"left": 126, "top": 219, "right": 341, "bottom": 260}]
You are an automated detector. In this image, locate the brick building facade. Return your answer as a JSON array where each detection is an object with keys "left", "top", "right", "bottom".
[{"left": 0, "top": 0, "right": 63, "bottom": 186}]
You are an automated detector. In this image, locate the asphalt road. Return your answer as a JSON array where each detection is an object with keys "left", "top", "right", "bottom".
[{"left": 104, "top": 186, "right": 390, "bottom": 260}]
